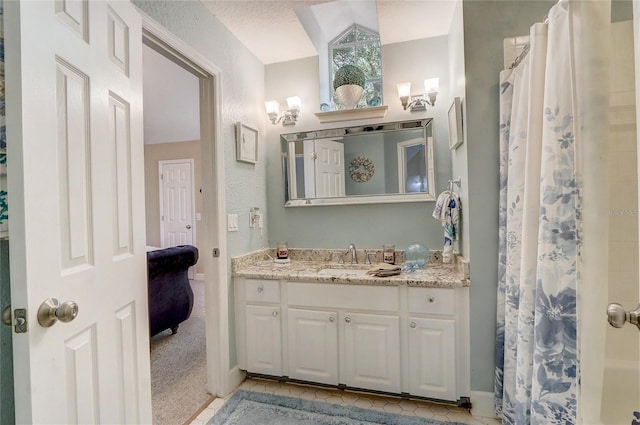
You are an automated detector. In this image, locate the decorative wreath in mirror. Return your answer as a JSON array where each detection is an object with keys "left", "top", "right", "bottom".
[{"left": 349, "top": 156, "right": 375, "bottom": 183}]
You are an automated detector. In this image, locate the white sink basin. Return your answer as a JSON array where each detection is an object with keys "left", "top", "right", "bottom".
[{"left": 317, "top": 268, "right": 370, "bottom": 277}]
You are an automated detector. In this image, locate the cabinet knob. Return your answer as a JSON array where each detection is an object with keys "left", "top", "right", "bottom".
[
  {"left": 329, "top": 316, "right": 335, "bottom": 323},
  {"left": 257, "top": 285, "right": 264, "bottom": 293},
  {"left": 272, "top": 310, "right": 279, "bottom": 317},
  {"left": 410, "top": 321, "right": 417, "bottom": 328},
  {"left": 345, "top": 317, "right": 351, "bottom": 323},
  {"left": 428, "top": 296, "right": 435, "bottom": 303}
]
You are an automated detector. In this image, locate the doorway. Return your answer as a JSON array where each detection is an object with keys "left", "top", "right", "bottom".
[{"left": 141, "top": 17, "right": 228, "bottom": 425}]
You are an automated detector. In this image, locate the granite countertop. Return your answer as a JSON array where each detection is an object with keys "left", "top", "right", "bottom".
[{"left": 231, "top": 248, "right": 470, "bottom": 288}]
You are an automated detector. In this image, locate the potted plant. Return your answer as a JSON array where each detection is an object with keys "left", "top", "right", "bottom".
[{"left": 333, "top": 64, "right": 366, "bottom": 109}]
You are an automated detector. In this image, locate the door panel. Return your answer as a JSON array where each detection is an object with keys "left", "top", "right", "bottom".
[
  {"left": 110, "top": 93, "right": 134, "bottom": 257},
  {"left": 342, "top": 312, "right": 400, "bottom": 393},
  {"left": 5, "top": 1, "right": 151, "bottom": 423},
  {"left": 56, "top": 58, "right": 93, "bottom": 271},
  {"left": 408, "top": 317, "right": 456, "bottom": 400},
  {"left": 287, "top": 308, "right": 338, "bottom": 385},
  {"left": 245, "top": 305, "right": 282, "bottom": 376}
]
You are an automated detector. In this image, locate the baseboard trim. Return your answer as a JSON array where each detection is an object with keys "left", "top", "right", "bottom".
[
  {"left": 195, "top": 273, "right": 205, "bottom": 280},
  {"left": 470, "top": 391, "right": 498, "bottom": 419},
  {"left": 225, "top": 366, "right": 245, "bottom": 396}
]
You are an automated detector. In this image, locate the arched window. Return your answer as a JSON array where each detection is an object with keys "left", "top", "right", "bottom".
[{"left": 330, "top": 25, "right": 382, "bottom": 108}]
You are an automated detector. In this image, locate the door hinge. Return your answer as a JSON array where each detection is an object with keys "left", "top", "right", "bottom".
[
  {"left": 2, "top": 306, "right": 28, "bottom": 334},
  {"left": 160, "top": 173, "right": 164, "bottom": 180},
  {"left": 212, "top": 248, "right": 220, "bottom": 257},
  {"left": 310, "top": 151, "right": 318, "bottom": 160}
]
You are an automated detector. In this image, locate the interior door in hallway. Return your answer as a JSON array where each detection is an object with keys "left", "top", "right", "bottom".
[
  {"left": 4, "top": 1, "right": 152, "bottom": 423},
  {"left": 160, "top": 159, "right": 195, "bottom": 248}
]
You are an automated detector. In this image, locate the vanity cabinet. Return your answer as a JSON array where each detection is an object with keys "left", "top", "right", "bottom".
[
  {"left": 235, "top": 278, "right": 468, "bottom": 402},
  {"left": 239, "top": 280, "right": 283, "bottom": 376}
]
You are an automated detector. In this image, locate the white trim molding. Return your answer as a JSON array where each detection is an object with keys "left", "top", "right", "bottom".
[
  {"left": 470, "top": 391, "right": 498, "bottom": 419},
  {"left": 228, "top": 366, "right": 246, "bottom": 394}
]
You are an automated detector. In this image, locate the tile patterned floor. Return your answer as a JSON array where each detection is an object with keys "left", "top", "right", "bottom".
[{"left": 189, "top": 377, "right": 502, "bottom": 425}]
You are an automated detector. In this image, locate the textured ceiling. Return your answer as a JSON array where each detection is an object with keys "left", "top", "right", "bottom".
[{"left": 201, "top": 0, "right": 458, "bottom": 64}]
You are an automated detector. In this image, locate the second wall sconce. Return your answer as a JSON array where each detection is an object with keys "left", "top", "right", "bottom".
[
  {"left": 397, "top": 78, "right": 439, "bottom": 112},
  {"left": 265, "top": 96, "right": 301, "bottom": 126}
]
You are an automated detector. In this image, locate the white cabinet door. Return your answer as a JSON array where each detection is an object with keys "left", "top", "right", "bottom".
[
  {"left": 287, "top": 308, "right": 339, "bottom": 385},
  {"left": 245, "top": 305, "right": 282, "bottom": 376},
  {"left": 408, "top": 317, "right": 456, "bottom": 400},
  {"left": 342, "top": 312, "right": 401, "bottom": 393}
]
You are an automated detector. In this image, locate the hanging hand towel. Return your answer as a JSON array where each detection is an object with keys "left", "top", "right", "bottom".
[{"left": 432, "top": 191, "right": 461, "bottom": 263}]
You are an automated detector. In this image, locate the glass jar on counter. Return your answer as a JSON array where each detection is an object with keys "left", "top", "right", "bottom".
[
  {"left": 382, "top": 245, "right": 395, "bottom": 264},
  {"left": 276, "top": 241, "right": 289, "bottom": 259}
]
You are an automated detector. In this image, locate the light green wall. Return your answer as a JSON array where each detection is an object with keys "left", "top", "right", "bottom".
[
  {"left": 265, "top": 36, "right": 452, "bottom": 253},
  {"left": 612, "top": 0, "right": 633, "bottom": 22},
  {"left": 461, "top": 0, "right": 560, "bottom": 392}
]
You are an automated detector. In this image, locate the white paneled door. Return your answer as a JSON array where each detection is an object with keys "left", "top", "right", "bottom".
[
  {"left": 314, "top": 139, "right": 345, "bottom": 198},
  {"left": 160, "top": 159, "right": 195, "bottom": 248},
  {"left": 5, "top": 1, "right": 152, "bottom": 424},
  {"left": 303, "top": 138, "right": 345, "bottom": 198}
]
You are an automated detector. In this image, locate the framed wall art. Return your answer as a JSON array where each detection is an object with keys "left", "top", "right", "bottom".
[
  {"left": 236, "top": 122, "right": 259, "bottom": 164},
  {"left": 448, "top": 97, "right": 463, "bottom": 150}
]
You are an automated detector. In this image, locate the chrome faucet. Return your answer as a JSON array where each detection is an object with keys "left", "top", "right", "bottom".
[{"left": 346, "top": 243, "right": 357, "bottom": 264}]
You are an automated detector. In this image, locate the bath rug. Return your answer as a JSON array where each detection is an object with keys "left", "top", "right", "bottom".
[{"left": 208, "top": 389, "right": 467, "bottom": 425}]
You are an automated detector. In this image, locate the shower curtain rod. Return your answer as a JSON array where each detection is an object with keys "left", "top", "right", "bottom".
[
  {"left": 508, "top": 13, "right": 548, "bottom": 70},
  {"left": 509, "top": 43, "right": 530, "bottom": 70}
]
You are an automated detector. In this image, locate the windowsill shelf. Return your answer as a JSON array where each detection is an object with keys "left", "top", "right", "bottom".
[{"left": 314, "top": 105, "right": 388, "bottom": 124}]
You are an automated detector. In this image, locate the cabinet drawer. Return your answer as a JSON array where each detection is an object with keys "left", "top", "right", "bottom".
[
  {"left": 245, "top": 279, "right": 280, "bottom": 303},
  {"left": 287, "top": 283, "right": 399, "bottom": 312},
  {"left": 408, "top": 287, "right": 455, "bottom": 316}
]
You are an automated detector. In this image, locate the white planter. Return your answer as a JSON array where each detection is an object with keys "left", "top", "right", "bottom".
[{"left": 335, "top": 84, "right": 364, "bottom": 109}]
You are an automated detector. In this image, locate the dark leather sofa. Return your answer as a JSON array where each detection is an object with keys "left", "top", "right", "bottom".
[{"left": 147, "top": 245, "right": 199, "bottom": 337}]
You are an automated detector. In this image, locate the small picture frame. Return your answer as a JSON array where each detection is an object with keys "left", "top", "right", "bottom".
[
  {"left": 448, "top": 97, "right": 463, "bottom": 150},
  {"left": 236, "top": 122, "right": 259, "bottom": 164}
]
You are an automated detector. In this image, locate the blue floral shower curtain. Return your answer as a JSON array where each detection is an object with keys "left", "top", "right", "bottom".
[{"left": 495, "top": 1, "right": 610, "bottom": 424}]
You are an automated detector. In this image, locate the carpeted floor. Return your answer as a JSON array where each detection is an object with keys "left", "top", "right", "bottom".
[
  {"left": 151, "top": 279, "right": 212, "bottom": 425},
  {"left": 208, "top": 390, "right": 468, "bottom": 425}
]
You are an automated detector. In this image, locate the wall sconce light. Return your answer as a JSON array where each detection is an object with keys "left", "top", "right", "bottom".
[
  {"left": 397, "top": 78, "right": 439, "bottom": 112},
  {"left": 265, "top": 96, "right": 301, "bottom": 126}
]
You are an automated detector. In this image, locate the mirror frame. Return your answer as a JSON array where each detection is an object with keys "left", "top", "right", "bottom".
[{"left": 281, "top": 118, "right": 436, "bottom": 207}]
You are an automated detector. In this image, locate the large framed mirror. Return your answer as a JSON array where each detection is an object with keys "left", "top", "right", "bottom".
[{"left": 281, "top": 119, "right": 436, "bottom": 207}]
